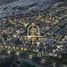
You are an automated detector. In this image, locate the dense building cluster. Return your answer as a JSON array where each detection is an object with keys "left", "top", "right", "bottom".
[{"left": 0, "top": 0, "right": 67, "bottom": 67}]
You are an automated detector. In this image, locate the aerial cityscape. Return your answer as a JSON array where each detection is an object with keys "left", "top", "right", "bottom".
[{"left": 0, "top": 0, "right": 67, "bottom": 67}]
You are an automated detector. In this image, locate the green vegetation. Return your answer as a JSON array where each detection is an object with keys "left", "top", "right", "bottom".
[{"left": 20, "top": 61, "right": 36, "bottom": 67}]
